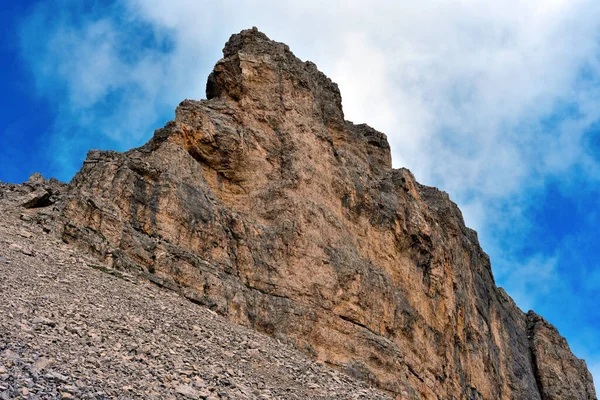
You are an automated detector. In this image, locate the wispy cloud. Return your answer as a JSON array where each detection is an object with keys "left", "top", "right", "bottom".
[
  {"left": 494, "top": 253, "right": 560, "bottom": 312},
  {"left": 18, "top": 1, "right": 208, "bottom": 177}
]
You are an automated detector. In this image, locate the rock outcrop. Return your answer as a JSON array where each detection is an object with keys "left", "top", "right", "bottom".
[
  {"left": 0, "top": 185, "right": 391, "bottom": 399},
  {"left": 59, "top": 28, "right": 596, "bottom": 399}
]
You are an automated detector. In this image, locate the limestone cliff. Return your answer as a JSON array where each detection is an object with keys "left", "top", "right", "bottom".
[{"left": 61, "top": 28, "right": 596, "bottom": 399}]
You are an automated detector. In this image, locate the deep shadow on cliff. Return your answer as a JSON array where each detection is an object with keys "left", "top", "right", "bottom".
[{"left": 42, "top": 28, "right": 596, "bottom": 399}]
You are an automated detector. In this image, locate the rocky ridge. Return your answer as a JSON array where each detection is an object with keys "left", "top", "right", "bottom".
[{"left": 1, "top": 28, "right": 596, "bottom": 399}]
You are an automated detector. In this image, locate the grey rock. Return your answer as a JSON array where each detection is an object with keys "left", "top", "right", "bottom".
[{"left": 19, "top": 188, "right": 51, "bottom": 209}]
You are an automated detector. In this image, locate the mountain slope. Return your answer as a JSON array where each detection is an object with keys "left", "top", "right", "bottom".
[{"left": 0, "top": 181, "right": 390, "bottom": 399}]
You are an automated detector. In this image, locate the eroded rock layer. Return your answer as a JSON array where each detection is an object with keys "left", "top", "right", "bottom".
[{"left": 61, "top": 28, "right": 596, "bottom": 399}]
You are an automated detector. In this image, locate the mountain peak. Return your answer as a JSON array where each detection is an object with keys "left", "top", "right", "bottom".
[
  {"left": 206, "top": 28, "right": 345, "bottom": 130},
  {"left": 222, "top": 27, "right": 283, "bottom": 58}
]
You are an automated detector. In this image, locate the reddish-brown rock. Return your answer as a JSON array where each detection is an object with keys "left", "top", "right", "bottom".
[{"left": 60, "top": 28, "right": 596, "bottom": 399}]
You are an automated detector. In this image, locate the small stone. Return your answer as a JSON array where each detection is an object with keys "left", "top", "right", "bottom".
[
  {"left": 20, "top": 213, "right": 33, "bottom": 222},
  {"left": 34, "top": 357, "right": 54, "bottom": 372},
  {"left": 246, "top": 348, "right": 260, "bottom": 357},
  {"left": 175, "top": 384, "right": 199, "bottom": 398},
  {"left": 18, "top": 230, "right": 33, "bottom": 239},
  {"left": 18, "top": 322, "right": 33, "bottom": 332},
  {"left": 62, "top": 385, "right": 77, "bottom": 393},
  {"left": 33, "top": 316, "right": 56, "bottom": 327},
  {"left": 45, "top": 371, "right": 69, "bottom": 382},
  {"left": 193, "top": 377, "right": 207, "bottom": 388},
  {"left": 21, "top": 248, "right": 34, "bottom": 257},
  {"left": 27, "top": 172, "right": 46, "bottom": 185},
  {"left": 2, "top": 349, "right": 18, "bottom": 360}
]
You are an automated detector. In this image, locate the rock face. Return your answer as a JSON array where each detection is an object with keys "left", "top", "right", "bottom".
[
  {"left": 527, "top": 311, "right": 597, "bottom": 400},
  {"left": 0, "top": 184, "right": 391, "bottom": 399},
  {"left": 60, "top": 28, "right": 596, "bottom": 399}
]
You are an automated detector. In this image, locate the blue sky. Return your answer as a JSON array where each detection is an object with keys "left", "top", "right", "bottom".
[{"left": 1, "top": 0, "right": 599, "bottom": 390}]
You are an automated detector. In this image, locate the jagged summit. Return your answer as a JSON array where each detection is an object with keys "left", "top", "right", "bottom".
[
  {"left": 206, "top": 27, "right": 345, "bottom": 130},
  {"left": 222, "top": 26, "right": 276, "bottom": 57},
  {"left": 12, "top": 28, "right": 594, "bottom": 399}
]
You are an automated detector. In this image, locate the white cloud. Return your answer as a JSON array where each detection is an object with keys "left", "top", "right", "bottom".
[
  {"left": 23, "top": 1, "right": 600, "bottom": 200},
  {"left": 494, "top": 253, "right": 560, "bottom": 312},
  {"left": 114, "top": 0, "right": 600, "bottom": 240}
]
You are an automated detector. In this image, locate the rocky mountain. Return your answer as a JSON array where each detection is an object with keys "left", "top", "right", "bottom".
[{"left": 2, "top": 28, "right": 596, "bottom": 399}]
